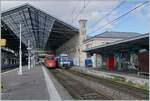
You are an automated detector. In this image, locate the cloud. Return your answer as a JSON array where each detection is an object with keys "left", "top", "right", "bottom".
[
  {"left": 90, "top": 11, "right": 105, "bottom": 21},
  {"left": 1, "top": 0, "right": 119, "bottom": 35},
  {"left": 86, "top": 9, "right": 118, "bottom": 36},
  {"left": 131, "top": 3, "right": 149, "bottom": 20},
  {"left": 87, "top": 18, "right": 114, "bottom": 36}
]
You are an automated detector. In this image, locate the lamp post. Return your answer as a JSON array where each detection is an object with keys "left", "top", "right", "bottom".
[
  {"left": 27, "top": 40, "right": 31, "bottom": 70},
  {"left": 18, "top": 23, "right": 22, "bottom": 75},
  {"left": 33, "top": 53, "right": 35, "bottom": 67},
  {"left": 31, "top": 51, "right": 34, "bottom": 68},
  {"left": 32, "top": 51, "right": 35, "bottom": 68}
]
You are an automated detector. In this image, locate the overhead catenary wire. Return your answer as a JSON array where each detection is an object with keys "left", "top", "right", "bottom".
[
  {"left": 71, "top": 1, "right": 80, "bottom": 23},
  {"left": 90, "top": 1, "right": 126, "bottom": 28},
  {"left": 72, "top": 0, "right": 90, "bottom": 24},
  {"left": 71, "top": 1, "right": 80, "bottom": 15},
  {"left": 87, "top": 1, "right": 148, "bottom": 35},
  {"left": 84, "top": 0, "right": 86, "bottom": 8}
]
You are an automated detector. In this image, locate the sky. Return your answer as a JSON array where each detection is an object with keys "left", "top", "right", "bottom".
[{"left": 1, "top": 0, "right": 149, "bottom": 36}]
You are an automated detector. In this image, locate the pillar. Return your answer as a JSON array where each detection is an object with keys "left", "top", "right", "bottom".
[
  {"left": 92, "top": 53, "right": 96, "bottom": 68},
  {"left": 115, "top": 52, "right": 121, "bottom": 71},
  {"left": 79, "top": 19, "right": 87, "bottom": 67},
  {"left": 96, "top": 54, "right": 103, "bottom": 68}
]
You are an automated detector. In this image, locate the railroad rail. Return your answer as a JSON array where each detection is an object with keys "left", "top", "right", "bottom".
[{"left": 1, "top": 65, "right": 19, "bottom": 73}]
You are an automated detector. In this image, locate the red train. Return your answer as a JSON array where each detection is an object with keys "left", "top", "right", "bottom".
[{"left": 44, "top": 54, "right": 56, "bottom": 68}]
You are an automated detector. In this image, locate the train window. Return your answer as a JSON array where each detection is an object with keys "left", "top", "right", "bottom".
[{"left": 47, "top": 56, "right": 54, "bottom": 60}]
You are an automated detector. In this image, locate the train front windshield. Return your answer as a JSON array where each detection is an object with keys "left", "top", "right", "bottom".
[
  {"left": 60, "top": 56, "right": 69, "bottom": 61},
  {"left": 47, "top": 56, "right": 55, "bottom": 60}
]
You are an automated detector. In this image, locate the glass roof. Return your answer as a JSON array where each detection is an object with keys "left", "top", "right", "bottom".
[{"left": 2, "top": 4, "right": 78, "bottom": 50}]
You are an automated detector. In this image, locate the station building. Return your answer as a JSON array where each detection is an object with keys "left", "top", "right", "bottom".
[
  {"left": 83, "top": 31, "right": 141, "bottom": 49},
  {"left": 58, "top": 18, "right": 149, "bottom": 75},
  {"left": 84, "top": 33, "right": 149, "bottom": 75},
  {"left": 56, "top": 22, "right": 149, "bottom": 76}
]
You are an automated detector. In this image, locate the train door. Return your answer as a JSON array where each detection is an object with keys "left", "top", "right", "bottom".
[{"left": 106, "top": 56, "right": 115, "bottom": 70}]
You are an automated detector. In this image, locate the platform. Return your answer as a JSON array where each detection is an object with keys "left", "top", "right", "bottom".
[
  {"left": 1, "top": 65, "right": 50, "bottom": 100},
  {"left": 1, "top": 64, "right": 73, "bottom": 100},
  {"left": 71, "top": 66, "right": 149, "bottom": 86}
]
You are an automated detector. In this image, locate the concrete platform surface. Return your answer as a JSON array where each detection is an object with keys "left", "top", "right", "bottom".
[{"left": 1, "top": 65, "right": 49, "bottom": 100}]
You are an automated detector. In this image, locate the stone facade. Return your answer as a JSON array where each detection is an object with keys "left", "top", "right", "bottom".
[
  {"left": 56, "top": 20, "right": 87, "bottom": 66},
  {"left": 78, "top": 20, "right": 87, "bottom": 66},
  {"left": 84, "top": 37, "right": 122, "bottom": 49}
]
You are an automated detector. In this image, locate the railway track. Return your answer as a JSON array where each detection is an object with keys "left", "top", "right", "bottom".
[
  {"left": 50, "top": 69, "right": 111, "bottom": 100},
  {"left": 68, "top": 69, "right": 149, "bottom": 100},
  {"left": 2, "top": 66, "right": 18, "bottom": 73}
]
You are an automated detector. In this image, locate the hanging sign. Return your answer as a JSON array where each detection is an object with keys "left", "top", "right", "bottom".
[{"left": 0, "top": 39, "right": 6, "bottom": 46}]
